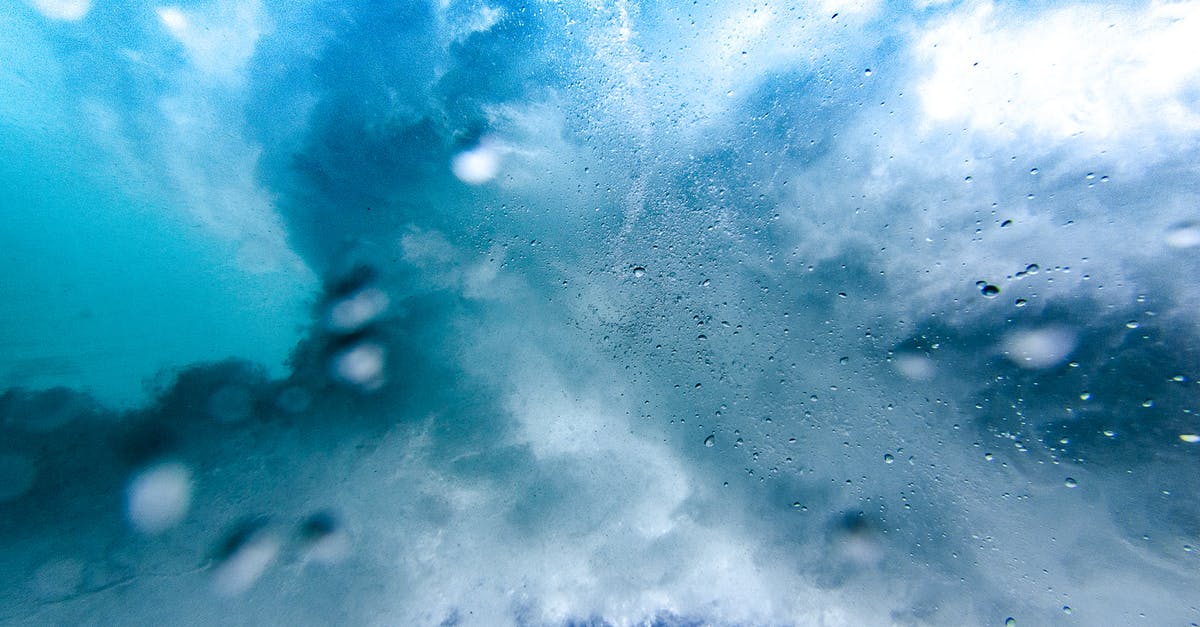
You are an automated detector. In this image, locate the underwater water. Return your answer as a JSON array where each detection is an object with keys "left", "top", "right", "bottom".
[{"left": 1, "top": 0, "right": 1199, "bottom": 624}]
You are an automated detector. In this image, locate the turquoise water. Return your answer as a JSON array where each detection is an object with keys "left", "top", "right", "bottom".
[{"left": 1, "top": 0, "right": 1198, "bottom": 625}]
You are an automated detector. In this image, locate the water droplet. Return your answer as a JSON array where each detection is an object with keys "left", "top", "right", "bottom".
[
  {"left": 864, "top": 68, "right": 872, "bottom": 76},
  {"left": 1126, "top": 320, "right": 1140, "bottom": 329},
  {"left": 1003, "top": 326, "right": 1077, "bottom": 369},
  {"left": 1142, "top": 399, "right": 1154, "bottom": 408},
  {"left": 1024, "top": 264, "right": 1039, "bottom": 274},
  {"left": 1080, "top": 392, "right": 1091, "bottom": 400},
  {"left": 1014, "top": 298, "right": 1027, "bottom": 307},
  {"left": 984, "top": 452, "right": 994, "bottom": 461},
  {"left": 327, "top": 286, "right": 389, "bottom": 333},
  {"left": 704, "top": 434, "right": 715, "bottom": 447},
  {"left": 1166, "top": 221, "right": 1200, "bottom": 248},
  {"left": 212, "top": 517, "right": 279, "bottom": 597},
  {"left": 331, "top": 342, "right": 386, "bottom": 390},
  {"left": 126, "top": 462, "right": 192, "bottom": 534},
  {"left": 980, "top": 284, "right": 1000, "bottom": 298},
  {"left": 1064, "top": 477, "right": 1078, "bottom": 488},
  {"left": 1103, "top": 430, "right": 1116, "bottom": 437},
  {"left": 632, "top": 266, "right": 646, "bottom": 278},
  {"left": 1006, "top": 617, "right": 1016, "bottom": 626},
  {"left": 298, "top": 510, "right": 350, "bottom": 564},
  {"left": 883, "top": 453, "right": 895, "bottom": 464},
  {"left": 451, "top": 140, "right": 501, "bottom": 184}
]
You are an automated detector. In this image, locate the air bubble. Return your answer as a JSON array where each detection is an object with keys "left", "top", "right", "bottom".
[
  {"left": 632, "top": 266, "right": 646, "bottom": 278},
  {"left": 1179, "top": 434, "right": 1199, "bottom": 443},
  {"left": 1166, "top": 222, "right": 1200, "bottom": 248},
  {"left": 883, "top": 453, "right": 894, "bottom": 464},
  {"left": 980, "top": 283, "right": 1000, "bottom": 298},
  {"left": 126, "top": 462, "right": 192, "bottom": 534},
  {"left": 1064, "top": 477, "right": 1078, "bottom": 488},
  {"left": 704, "top": 434, "right": 715, "bottom": 447}
]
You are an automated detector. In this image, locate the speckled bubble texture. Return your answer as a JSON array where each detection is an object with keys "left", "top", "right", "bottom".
[{"left": 1, "top": 0, "right": 1199, "bottom": 625}]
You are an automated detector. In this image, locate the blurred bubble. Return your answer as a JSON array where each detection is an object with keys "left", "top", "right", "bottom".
[
  {"left": 276, "top": 386, "right": 312, "bottom": 414},
  {"left": 1002, "top": 327, "right": 1077, "bottom": 369},
  {"left": 451, "top": 140, "right": 501, "bottom": 184},
  {"left": 1165, "top": 221, "right": 1200, "bottom": 248},
  {"left": 297, "top": 510, "right": 350, "bottom": 564},
  {"left": 326, "top": 287, "right": 389, "bottom": 334},
  {"left": 833, "top": 511, "right": 883, "bottom": 567},
  {"left": 126, "top": 462, "right": 192, "bottom": 534},
  {"left": 26, "top": 0, "right": 91, "bottom": 21},
  {"left": 0, "top": 453, "right": 37, "bottom": 503},
  {"left": 1180, "top": 434, "right": 1200, "bottom": 443},
  {"left": 208, "top": 385, "right": 253, "bottom": 423},
  {"left": 213, "top": 518, "right": 279, "bottom": 597},
  {"left": 893, "top": 353, "right": 935, "bottom": 381},
  {"left": 331, "top": 342, "right": 386, "bottom": 390}
]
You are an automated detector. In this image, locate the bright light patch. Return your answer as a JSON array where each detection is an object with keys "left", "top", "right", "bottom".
[
  {"left": 156, "top": 6, "right": 187, "bottom": 32},
  {"left": 24, "top": 0, "right": 90, "bottom": 21},
  {"left": 451, "top": 141, "right": 502, "bottom": 184},
  {"left": 916, "top": 2, "right": 1200, "bottom": 148}
]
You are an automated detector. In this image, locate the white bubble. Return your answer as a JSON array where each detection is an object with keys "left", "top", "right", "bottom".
[
  {"left": 1002, "top": 327, "right": 1077, "bottom": 369},
  {"left": 276, "top": 386, "right": 312, "bottom": 414},
  {"left": 327, "top": 287, "right": 389, "bottom": 333},
  {"left": 893, "top": 353, "right": 935, "bottom": 381},
  {"left": 451, "top": 142, "right": 501, "bottom": 185},
  {"left": 299, "top": 512, "right": 350, "bottom": 565},
  {"left": 0, "top": 453, "right": 37, "bottom": 503},
  {"left": 126, "top": 462, "right": 192, "bottom": 534},
  {"left": 331, "top": 342, "right": 386, "bottom": 390},
  {"left": 213, "top": 531, "right": 280, "bottom": 597},
  {"left": 25, "top": 0, "right": 91, "bottom": 21},
  {"left": 1165, "top": 222, "right": 1200, "bottom": 248}
]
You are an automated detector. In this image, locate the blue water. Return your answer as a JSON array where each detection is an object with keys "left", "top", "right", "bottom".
[{"left": 1, "top": 0, "right": 1198, "bottom": 625}]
